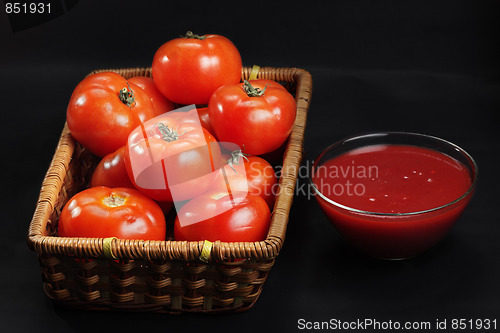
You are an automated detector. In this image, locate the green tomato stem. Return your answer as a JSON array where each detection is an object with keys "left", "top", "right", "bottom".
[
  {"left": 155, "top": 123, "right": 181, "bottom": 142},
  {"left": 227, "top": 149, "right": 250, "bottom": 173},
  {"left": 183, "top": 31, "right": 206, "bottom": 40},
  {"left": 243, "top": 80, "right": 267, "bottom": 97},
  {"left": 119, "top": 83, "right": 135, "bottom": 107}
]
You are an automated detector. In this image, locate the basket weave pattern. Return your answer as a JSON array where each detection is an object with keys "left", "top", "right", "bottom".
[{"left": 27, "top": 67, "right": 312, "bottom": 313}]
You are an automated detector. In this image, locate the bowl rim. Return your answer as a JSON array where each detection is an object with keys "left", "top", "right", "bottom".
[{"left": 309, "top": 131, "right": 478, "bottom": 216}]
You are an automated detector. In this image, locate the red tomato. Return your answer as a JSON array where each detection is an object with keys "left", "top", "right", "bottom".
[
  {"left": 89, "top": 151, "right": 175, "bottom": 217},
  {"left": 213, "top": 151, "right": 278, "bottom": 207},
  {"left": 174, "top": 192, "right": 270, "bottom": 242},
  {"left": 196, "top": 107, "right": 214, "bottom": 135},
  {"left": 124, "top": 108, "right": 222, "bottom": 202},
  {"left": 208, "top": 80, "right": 296, "bottom": 156},
  {"left": 67, "top": 72, "right": 156, "bottom": 157},
  {"left": 128, "top": 76, "right": 175, "bottom": 116},
  {"left": 152, "top": 32, "right": 242, "bottom": 105},
  {"left": 58, "top": 187, "right": 166, "bottom": 240},
  {"left": 89, "top": 146, "right": 134, "bottom": 188}
]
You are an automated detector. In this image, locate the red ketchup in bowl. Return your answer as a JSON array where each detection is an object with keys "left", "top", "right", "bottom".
[{"left": 312, "top": 144, "right": 474, "bottom": 259}]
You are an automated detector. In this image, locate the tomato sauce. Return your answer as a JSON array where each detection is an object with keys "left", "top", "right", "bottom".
[{"left": 312, "top": 145, "right": 473, "bottom": 258}]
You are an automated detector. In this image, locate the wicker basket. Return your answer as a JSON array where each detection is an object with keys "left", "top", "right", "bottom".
[{"left": 27, "top": 66, "right": 312, "bottom": 313}]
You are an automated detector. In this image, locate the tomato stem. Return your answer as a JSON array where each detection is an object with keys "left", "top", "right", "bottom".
[
  {"left": 119, "top": 82, "right": 136, "bottom": 107},
  {"left": 155, "top": 123, "right": 182, "bottom": 142},
  {"left": 182, "top": 31, "right": 206, "bottom": 40},
  {"left": 227, "top": 149, "right": 250, "bottom": 173},
  {"left": 102, "top": 195, "right": 126, "bottom": 207},
  {"left": 243, "top": 80, "right": 267, "bottom": 97}
]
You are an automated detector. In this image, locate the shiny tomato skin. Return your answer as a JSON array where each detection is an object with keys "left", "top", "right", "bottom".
[
  {"left": 124, "top": 109, "right": 222, "bottom": 202},
  {"left": 89, "top": 147, "right": 175, "bottom": 215},
  {"left": 67, "top": 72, "right": 156, "bottom": 157},
  {"left": 58, "top": 187, "right": 166, "bottom": 240},
  {"left": 213, "top": 154, "right": 278, "bottom": 207},
  {"left": 152, "top": 34, "right": 242, "bottom": 105},
  {"left": 208, "top": 81, "right": 296, "bottom": 156},
  {"left": 128, "top": 76, "right": 175, "bottom": 116},
  {"left": 90, "top": 146, "right": 134, "bottom": 189},
  {"left": 196, "top": 107, "right": 214, "bottom": 135},
  {"left": 174, "top": 192, "right": 271, "bottom": 242}
]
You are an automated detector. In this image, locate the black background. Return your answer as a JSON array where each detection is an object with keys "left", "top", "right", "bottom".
[{"left": 1, "top": 1, "right": 499, "bottom": 332}]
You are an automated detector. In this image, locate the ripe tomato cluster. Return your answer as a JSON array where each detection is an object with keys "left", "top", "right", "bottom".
[{"left": 60, "top": 32, "right": 296, "bottom": 244}]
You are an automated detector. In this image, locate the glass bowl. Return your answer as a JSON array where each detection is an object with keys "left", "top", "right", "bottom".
[{"left": 310, "top": 132, "right": 478, "bottom": 259}]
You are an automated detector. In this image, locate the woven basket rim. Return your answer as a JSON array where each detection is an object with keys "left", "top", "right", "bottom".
[{"left": 27, "top": 66, "right": 312, "bottom": 262}]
